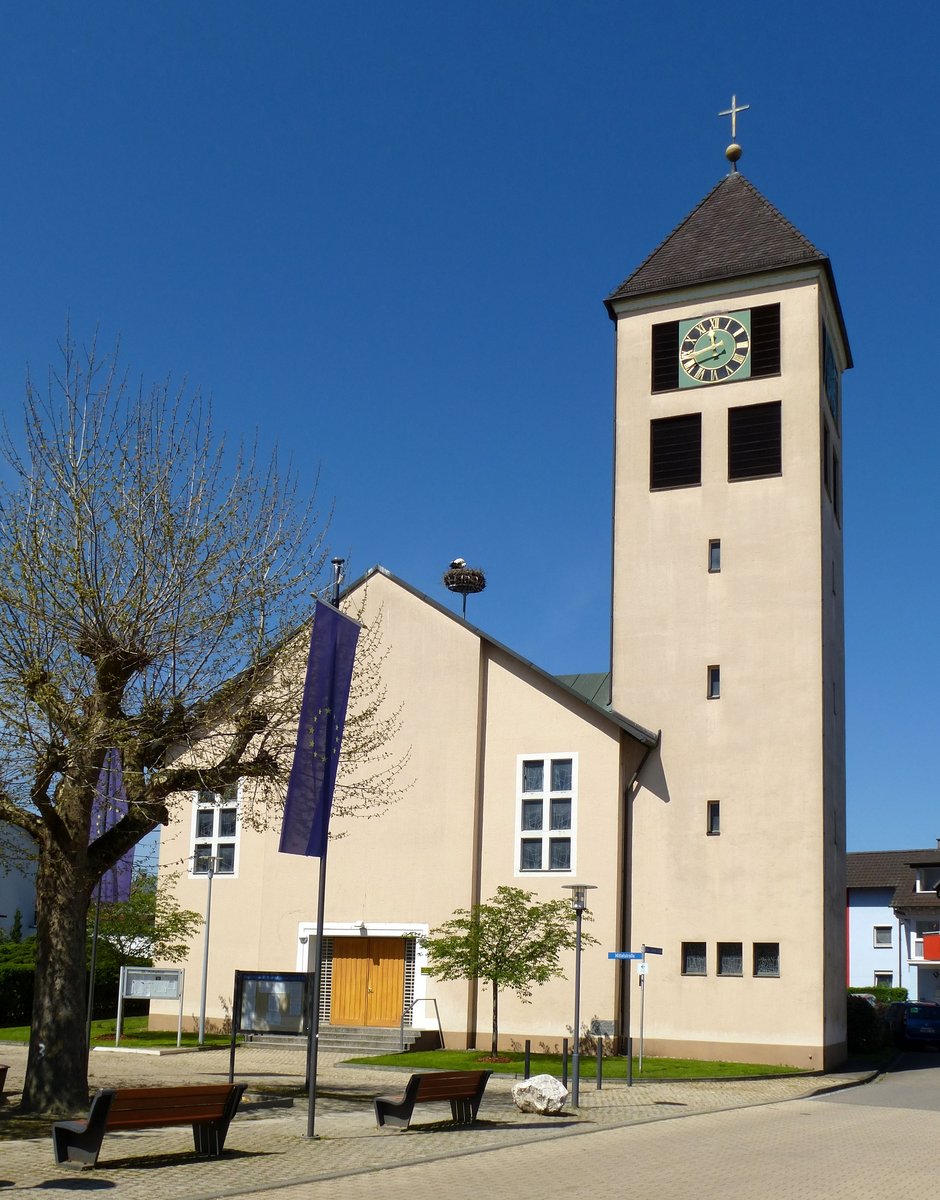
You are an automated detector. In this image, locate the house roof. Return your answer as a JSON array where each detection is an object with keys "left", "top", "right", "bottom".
[
  {"left": 555, "top": 672, "right": 611, "bottom": 708},
  {"left": 604, "top": 171, "right": 852, "bottom": 367},
  {"left": 847, "top": 849, "right": 940, "bottom": 910},
  {"left": 345, "top": 567, "right": 658, "bottom": 749}
]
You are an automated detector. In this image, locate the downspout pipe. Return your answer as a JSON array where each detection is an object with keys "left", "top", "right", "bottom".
[{"left": 618, "top": 729, "right": 661, "bottom": 1051}]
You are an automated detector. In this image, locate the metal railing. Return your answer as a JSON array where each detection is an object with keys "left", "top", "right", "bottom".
[{"left": 400, "top": 997, "right": 445, "bottom": 1051}]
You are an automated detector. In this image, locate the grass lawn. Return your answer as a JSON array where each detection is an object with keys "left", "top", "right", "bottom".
[
  {"left": 0, "top": 1016, "right": 232, "bottom": 1048},
  {"left": 344, "top": 1048, "right": 806, "bottom": 1079}
]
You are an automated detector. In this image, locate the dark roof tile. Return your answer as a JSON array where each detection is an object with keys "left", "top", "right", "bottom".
[{"left": 606, "top": 172, "right": 825, "bottom": 304}]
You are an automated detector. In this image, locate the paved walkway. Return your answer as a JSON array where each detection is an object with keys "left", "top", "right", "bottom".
[{"left": 0, "top": 1043, "right": 876, "bottom": 1198}]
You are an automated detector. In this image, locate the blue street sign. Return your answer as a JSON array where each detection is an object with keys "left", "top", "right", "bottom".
[{"left": 608, "top": 951, "right": 644, "bottom": 960}]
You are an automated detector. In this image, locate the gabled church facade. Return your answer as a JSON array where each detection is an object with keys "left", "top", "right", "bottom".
[{"left": 154, "top": 162, "right": 850, "bottom": 1069}]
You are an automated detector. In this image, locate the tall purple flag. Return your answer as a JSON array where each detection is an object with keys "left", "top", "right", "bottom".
[
  {"left": 279, "top": 600, "right": 361, "bottom": 858},
  {"left": 90, "top": 748, "right": 134, "bottom": 903}
]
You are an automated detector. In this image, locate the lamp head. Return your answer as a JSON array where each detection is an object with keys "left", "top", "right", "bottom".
[{"left": 562, "top": 883, "right": 597, "bottom": 911}]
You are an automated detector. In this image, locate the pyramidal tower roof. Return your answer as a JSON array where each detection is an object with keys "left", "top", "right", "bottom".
[{"left": 607, "top": 171, "right": 827, "bottom": 305}]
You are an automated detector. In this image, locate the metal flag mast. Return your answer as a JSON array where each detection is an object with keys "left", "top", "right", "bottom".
[{"left": 304, "top": 556, "right": 347, "bottom": 1139}]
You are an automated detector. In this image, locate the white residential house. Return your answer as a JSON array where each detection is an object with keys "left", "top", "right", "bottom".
[{"left": 847, "top": 848, "right": 940, "bottom": 999}]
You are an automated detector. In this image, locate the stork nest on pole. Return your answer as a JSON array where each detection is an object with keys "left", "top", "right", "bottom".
[{"left": 443, "top": 566, "right": 486, "bottom": 596}]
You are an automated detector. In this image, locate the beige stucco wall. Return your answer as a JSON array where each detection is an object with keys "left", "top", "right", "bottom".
[{"left": 609, "top": 269, "right": 847, "bottom": 1068}]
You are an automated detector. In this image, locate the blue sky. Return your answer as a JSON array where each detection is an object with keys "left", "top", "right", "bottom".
[{"left": 0, "top": 1, "right": 936, "bottom": 853}]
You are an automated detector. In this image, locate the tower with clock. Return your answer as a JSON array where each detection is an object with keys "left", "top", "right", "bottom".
[{"left": 605, "top": 112, "right": 851, "bottom": 1065}]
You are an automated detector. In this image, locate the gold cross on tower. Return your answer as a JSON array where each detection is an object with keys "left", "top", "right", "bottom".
[{"left": 719, "top": 94, "right": 749, "bottom": 169}]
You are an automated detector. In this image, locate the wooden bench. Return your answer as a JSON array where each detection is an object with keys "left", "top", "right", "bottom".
[
  {"left": 52, "top": 1082, "right": 247, "bottom": 1167},
  {"left": 374, "top": 1070, "right": 491, "bottom": 1129}
]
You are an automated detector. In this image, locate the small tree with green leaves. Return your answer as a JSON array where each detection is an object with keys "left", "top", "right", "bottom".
[
  {"left": 91, "top": 871, "right": 202, "bottom": 967},
  {"left": 420, "top": 886, "right": 594, "bottom": 1056}
]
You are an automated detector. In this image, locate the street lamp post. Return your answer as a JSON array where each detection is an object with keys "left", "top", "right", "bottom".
[
  {"left": 563, "top": 883, "right": 596, "bottom": 1106},
  {"left": 198, "top": 855, "right": 219, "bottom": 1046}
]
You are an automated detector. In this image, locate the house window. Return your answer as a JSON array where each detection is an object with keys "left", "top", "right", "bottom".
[
  {"left": 708, "top": 539, "right": 721, "bottom": 573},
  {"left": 192, "top": 784, "right": 239, "bottom": 875},
  {"left": 873, "top": 926, "right": 893, "bottom": 948},
  {"left": 913, "top": 919, "right": 940, "bottom": 958},
  {"left": 707, "top": 665, "right": 720, "bottom": 700},
  {"left": 718, "top": 942, "right": 743, "bottom": 976},
  {"left": 728, "top": 401, "right": 782, "bottom": 480},
  {"left": 706, "top": 801, "right": 720, "bottom": 835},
  {"left": 650, "top": 413, "right": 702, "bottom": 490},
  {"left": 682, "top": 942, "right": 707, "bottom": 975},
  {"left": 753, "top": 943, "right": 780, "bottom": 977},
  {"left": 916, "top": 868, "right": 940, "bottom": 893},
  {"left": 517, "top": 755, "right": 576, "bottom": 874},
  {"left": 873, "top": 972, "right": 893, "bottom": 989}
]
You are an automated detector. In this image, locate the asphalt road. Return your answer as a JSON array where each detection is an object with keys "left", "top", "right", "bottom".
[{"left": 232, "top": 1053, "right": 940, "bottom": 1200}]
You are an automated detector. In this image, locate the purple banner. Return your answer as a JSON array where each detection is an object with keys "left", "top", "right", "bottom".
[
  {"left": 279, "top": 600, "right": 361, "bottom": 858},
  {"left": 90, "top": 748, "right": 134, "bottom": 903}
]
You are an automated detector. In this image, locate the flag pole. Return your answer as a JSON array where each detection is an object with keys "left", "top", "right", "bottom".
[{"left": 305, "top": 557, "right": 346, "bottom": 1140}]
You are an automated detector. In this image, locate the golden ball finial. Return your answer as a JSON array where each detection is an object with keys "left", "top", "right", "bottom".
[{"left": 725, "top": 142, "right": 743, "bottom": 164}]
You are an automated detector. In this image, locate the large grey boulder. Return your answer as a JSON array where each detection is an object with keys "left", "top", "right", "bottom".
[{"left": 511, "top": 1074, "right": 567, "bottom": 1114}]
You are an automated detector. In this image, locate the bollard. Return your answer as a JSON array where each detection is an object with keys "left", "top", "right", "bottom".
[
  {"left": 627, "top": 1035, "right": 633, "bottom": 1087},
  {"left": 561, "top": 1038, "right": 568, "bottom": 1089},
  {"left": 596, "top": 1036, "right": 603, "bottom": 1090},
  {"left": 524, "top": 1039, "right": 531, "bottom": 1080}
]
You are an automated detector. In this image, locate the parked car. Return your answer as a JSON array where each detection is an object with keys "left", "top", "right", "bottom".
[{"left": 885, "top": 1001, "right": 940, "bottom": 1048}]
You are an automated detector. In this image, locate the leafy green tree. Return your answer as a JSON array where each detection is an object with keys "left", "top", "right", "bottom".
[
  {"left": 10, "top": 908, "right": 23, "bottom": 943},
  {"left": 0, "top": 334, "right": 406, "bottom": 1114},
  {"left": 421, "top": 886, "right": 594, "bottom": 1056},
  {"left": 90, "top": 871, "right": 202, "bottom": 967}
]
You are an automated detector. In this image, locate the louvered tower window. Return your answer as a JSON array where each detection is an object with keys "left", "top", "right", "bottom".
[
  {"left": 650, "top": 413, "right": 701, "bottom": 490},
  {"left": 728, "top": 402, "right": 781, "bottom": 480}
]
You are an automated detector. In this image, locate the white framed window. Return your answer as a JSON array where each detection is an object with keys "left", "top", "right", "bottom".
[
  {"left": 190, "top": 783, "right": 240, "bottom": 876},
  {"left": 516, "top": 754, "right": 576, "bottom": 875},
  {"left": 915, "top": 867, "right": 940, "bottom": 893},
  {"left": 912, "top": 919, "right": 940, "bottom": 959},
  {"left": 873, "top": 972, "right": 893, "bottom": 988},
  {"left": 873, "top": 925, "right": 893, "bottom": 948}
]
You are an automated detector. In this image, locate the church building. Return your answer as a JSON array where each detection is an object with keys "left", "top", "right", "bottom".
[{"left": 153, "top": 138, "right": 851, "bottom": 1069}]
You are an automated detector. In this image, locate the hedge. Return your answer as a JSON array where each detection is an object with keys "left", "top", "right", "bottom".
[{"left": 0, "top": 963, "right": 147, "bottom": 1026}]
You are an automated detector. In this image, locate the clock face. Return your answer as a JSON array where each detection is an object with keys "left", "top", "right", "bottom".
[{"left": 678, "top": 311, "right": 751, "bottom": 387}]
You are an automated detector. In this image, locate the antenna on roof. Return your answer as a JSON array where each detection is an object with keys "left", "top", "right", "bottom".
[
  {"left": 719, "top": 93, "right": 749, "bottom": 171},
  {"left": 443, "top": 558, "right": 486, "bottom": 621}
]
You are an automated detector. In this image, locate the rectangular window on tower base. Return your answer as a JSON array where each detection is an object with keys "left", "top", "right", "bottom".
[{"left": 753, "top": 943, "right": 780, "bottom": 977}]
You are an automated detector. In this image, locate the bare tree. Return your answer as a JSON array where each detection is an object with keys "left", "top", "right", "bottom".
[{"left": 0, "top": 332, "right": 352, "bottom": 1112}]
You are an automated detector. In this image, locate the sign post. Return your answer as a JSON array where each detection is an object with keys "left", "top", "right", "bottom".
[
  {"left": 116, "top": 967, "right": 184, "bottom": 1048},
  {"left": 637, "top": 945, "right": 662, "bottom": 1071}
]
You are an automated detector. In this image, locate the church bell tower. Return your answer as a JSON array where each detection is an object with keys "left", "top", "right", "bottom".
[{"left": 606, "top": 119, "right": 851, "bottom": 1068}]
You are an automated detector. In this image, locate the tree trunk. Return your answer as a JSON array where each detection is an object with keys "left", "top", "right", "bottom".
[
  {"left": 21, "top": 837, "right": 92, "bottom": 1114},
  {"left": 491, "top": 983, "right": 498, "bottom": 1056}
]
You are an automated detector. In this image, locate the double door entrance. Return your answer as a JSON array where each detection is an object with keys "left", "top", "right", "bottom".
[{"left": 330, "top": 937, "right": 405, "bottom": 1027}]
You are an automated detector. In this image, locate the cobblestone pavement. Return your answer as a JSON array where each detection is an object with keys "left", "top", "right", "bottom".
[{"left": 0, "top": 1043, "right": 876, "bottom": 1198}]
